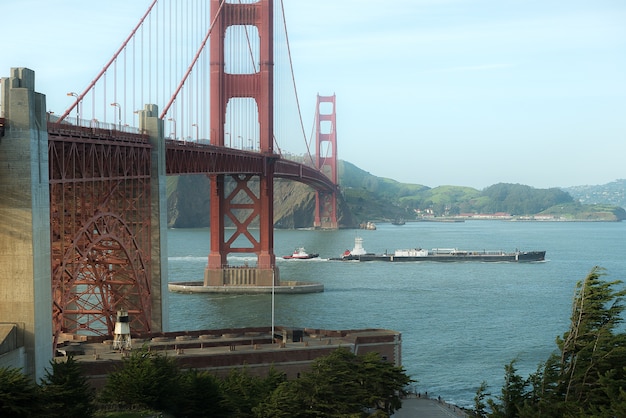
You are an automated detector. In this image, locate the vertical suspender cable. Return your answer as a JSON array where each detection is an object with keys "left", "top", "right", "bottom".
[
  {"left": 91, "top": 82, "right": 96, "bottom": 124},
  {"left": 103, "top": 73, "right": 107, "bottom": 124},
  {"left": 161, "top": 0, "right": 165, "bottom": 115},
  {"left": 141, "top": 25, "right": 144, "bottom": 111},
  {"left": 113, "top": 59, "right": 117, "bottom": 125},
  {"left": 154, "top": 7, "right": 161, "bottom": 109},
  {"left": 55, "top": 0, "right": 158, "bottom": 123},
  {"left": 148, "top": 12, "right": 152, "bottom": 105},
  {"left": 123, "top": 49, "right": 127, "bottom": 127},
  {"left": 168, "top": 0, "right": 172, "bottom": 122},
  {"left": 160, "top": 0, "right": 226, "bottom": 119},
  {"left": 278, "top": 0, "right": 314, "bottom": 160},
  {"left": 132, "top": 36, "right": 136, "bottom": 127}
]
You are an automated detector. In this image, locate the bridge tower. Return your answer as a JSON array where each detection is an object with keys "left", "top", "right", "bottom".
[
  {"left": 314, "top": 94, "right": 338, "bottom": 229},
  {"left": 0, "top": 68, "right": 53, "bottom": 380},
  {"left": 205, "top": 0, "right": 278, "bottom": 286}
]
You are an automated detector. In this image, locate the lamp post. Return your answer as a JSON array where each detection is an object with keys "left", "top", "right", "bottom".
[
  {"left": 67, "top": 92, "right": 80, "bottom": 124},
  {"left": 192, "top": 123, "right": 199, "bottom": 142},
  {"left": 225, "top": 132, "right": 231, "bottom": 147},
  {"left": 168, "top": 118, "right": 176, "bottom": 140},
  {"left": 237, "top": 135, "right": 243, "bottom": 149},
  {"left": 110, "top": 103, "right": 121, "bottom": 130}
]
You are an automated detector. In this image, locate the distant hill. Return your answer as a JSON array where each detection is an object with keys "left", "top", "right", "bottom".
[
  {"left": 563, "top": 179, "right": 626, "bottom": 209},
  {"left": 338, "top": 161, "right": 625, "bottom": 222},
  {"left": 166, "top": 161, "right": 626, "bottom": 228}
]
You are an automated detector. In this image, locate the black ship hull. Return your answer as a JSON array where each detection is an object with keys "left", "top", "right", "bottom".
[{"left": 354, "top": 250, "right": 545, "bottom": 262}]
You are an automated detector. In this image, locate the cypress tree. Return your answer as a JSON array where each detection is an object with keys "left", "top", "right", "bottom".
[
  {"left": 486, "top": 267, "right": 626, "bottom": 417},
  {"left": 556, "top": 266, "right": 626, "bottom": 413},
  {"left": 39, "top": 356, "right": 95, "bottom": 418}
]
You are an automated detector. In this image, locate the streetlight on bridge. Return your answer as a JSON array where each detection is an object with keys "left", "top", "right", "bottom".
[
  {"left": 237, "top": 135, "right": 243, "bottom": 149},
  {"left": 110, "top": 103, "right": 122, "bottom": 130},
  {"left": 225, "top": 132, "right": 231, "bottom": 147},
  {"left": 168, "top": 117, "right": 176, "bottom": 140},
  {"left": 192, "top": 123, "right": 199, "bottom": 142},
  {"left": 67, "top": 92, "right": 80, "bottom": 124}
]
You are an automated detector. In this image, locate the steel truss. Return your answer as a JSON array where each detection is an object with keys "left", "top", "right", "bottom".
[{"left": 48, "top": 124, "right": 152, "bottom": 343}]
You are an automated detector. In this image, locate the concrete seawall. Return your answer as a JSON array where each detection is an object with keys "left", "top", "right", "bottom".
[
  {"left": 393, "top": 396, "right": 469, "bottom": 417},
  {"left": 168, "top": 280, "right": 324, "bottom": 294}
]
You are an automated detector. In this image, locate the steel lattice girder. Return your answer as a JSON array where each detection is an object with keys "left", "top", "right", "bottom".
[
  {"left": 165, "top": 141, "right": 336, "bottom": 192},
  {"left": 48, "top": 125, "right": 152, "bottom": 341}
]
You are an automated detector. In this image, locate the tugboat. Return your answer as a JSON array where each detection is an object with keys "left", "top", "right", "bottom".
[
  {"left": 282, "top": 247, "right": 319, "bottom": 260},
  {"left": 329, "top": 237, "right": 372, "bottom": 261}
]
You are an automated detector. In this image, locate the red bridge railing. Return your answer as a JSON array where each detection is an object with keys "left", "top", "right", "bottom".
[
  {"left": 45, "top": 123, "right": 336, "bottom": 193},
  {"left": 164, "top": 139, "right": 336, "bottom": 192}
]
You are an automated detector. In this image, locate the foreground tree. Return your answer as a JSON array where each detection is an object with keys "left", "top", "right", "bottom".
[
  {"left": 0, "top": 367, "right": 43, "bottom": 417},
  {"left": 98, "top": 346, "right": 183, "bottom": 414},
  {"left": 487, "top": 361, "right": 528, "bottom": 418},
  {"left": 254, "top": 347, "right": 412, "bottom": 417},
  {"left": 39, "top": 356, "right": 95, "bottom": 418},
  {"left": 220, "top": 367, "right": 286, "bottom": 418},
  {"left": 483, "top": 267, "right": 626, "bottom": 417},
  {"left": 471, "top": 381, "right": 489, "bottom": 418},
  {"left": 178, "top": 369, "right": 230, "bottom": 418}
]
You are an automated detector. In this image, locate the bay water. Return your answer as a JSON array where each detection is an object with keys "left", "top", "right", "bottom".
[{"left": 167, "top": 221, "right": 626, "bottom": 408}]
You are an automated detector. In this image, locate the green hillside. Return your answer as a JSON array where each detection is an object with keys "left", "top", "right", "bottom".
[{"left": 166, "top": 160, "right": 626, "bottom": 228}]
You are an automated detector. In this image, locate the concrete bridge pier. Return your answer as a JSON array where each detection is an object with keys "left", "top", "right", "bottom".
[
  {"left": 205, "top": 266, "right": 280, "bottom": 287},
  {"left": 0, "top": 68, "right": 53, "bottom": 380},
  {"left": 137, "top": 104, "right": 170, "bottom": 333}
]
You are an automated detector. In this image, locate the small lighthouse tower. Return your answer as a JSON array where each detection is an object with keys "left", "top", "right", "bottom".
[{"left": 112, "top": 309, "right": 132, "bottom": 351}]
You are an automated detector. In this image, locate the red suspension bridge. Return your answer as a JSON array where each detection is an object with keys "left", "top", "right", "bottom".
[{"left": 0, "top": 0, "right": 339, "bottom": 353}]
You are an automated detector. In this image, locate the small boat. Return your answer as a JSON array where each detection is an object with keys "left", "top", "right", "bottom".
[
  {"left": 359, "top": 221, "right": 377, "bottom": 230},
  {"left": 282, "top": 247, "right": 319, "bottom": 260},
  {"left": 391, "top": 219, "right": 405, "bottom": 225}
]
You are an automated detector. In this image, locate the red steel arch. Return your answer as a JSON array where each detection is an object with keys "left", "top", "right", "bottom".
[{"left": 48, "top": 124, "right": 153, "bottom": 343}]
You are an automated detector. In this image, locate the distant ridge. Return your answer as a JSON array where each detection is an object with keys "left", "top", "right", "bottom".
[
  {"left": 563, "top": 179, "right": 626, "bottom": 209},
  {"left": 165, "top": 161, "right": 626, "bottom": 228}
]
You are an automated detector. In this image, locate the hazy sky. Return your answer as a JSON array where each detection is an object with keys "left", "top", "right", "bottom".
[{"left": 2, "top": 0, "right": 624, "bottom": 189}]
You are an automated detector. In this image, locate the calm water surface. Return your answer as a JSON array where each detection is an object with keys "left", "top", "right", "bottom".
[{"left": 167, "top": 221, "right": 626, "bottom": 407}]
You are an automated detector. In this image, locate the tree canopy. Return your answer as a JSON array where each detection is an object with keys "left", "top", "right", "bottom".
[
  {"left": 254, "top": 347, "right": 413, "bottom": 417},
  {"left": 477, "top": 267, "right": 626, "bottom": 418}
]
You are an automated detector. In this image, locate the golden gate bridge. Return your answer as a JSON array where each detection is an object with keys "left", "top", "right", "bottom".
[{"left": 0, "top": 0, "right": 339, "bottom": 364}]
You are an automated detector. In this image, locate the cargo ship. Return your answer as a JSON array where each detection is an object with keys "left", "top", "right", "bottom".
[{"left": 330, "top": 237, "right": 545, "bottom": 262}]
